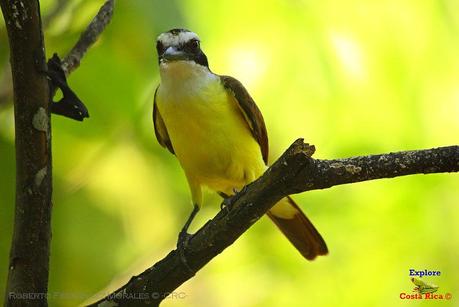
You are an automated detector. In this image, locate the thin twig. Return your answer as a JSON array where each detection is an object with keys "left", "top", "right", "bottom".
[
  {"left": 0, "top": 0, "right": 115, "bottom": 305},
  {"left": 0, "top": 0, "right": 114, "bottom": 105},
  {"left": 61, "top": 0, "right": 114, "bottom": 76}
]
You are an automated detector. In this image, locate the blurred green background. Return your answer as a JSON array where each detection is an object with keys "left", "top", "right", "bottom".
[{"left": 1, "top": 0, "right": 458, "bottom": 306}]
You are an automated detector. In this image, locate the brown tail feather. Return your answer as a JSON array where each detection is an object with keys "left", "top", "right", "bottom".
[{"left": 267, "top": 196, "right": 328, "bottom": 260}]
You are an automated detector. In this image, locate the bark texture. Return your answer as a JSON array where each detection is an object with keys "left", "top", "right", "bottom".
[
  {"left": 0, "top": 1, "right": 52, "bottom": 306},
  {"left": 89, "top": 140, "right": 459, "bottom": 307}
]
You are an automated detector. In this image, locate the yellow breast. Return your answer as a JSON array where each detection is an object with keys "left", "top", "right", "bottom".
[{"left": 156, "top": 61, "right": 265, "bottom": 193}]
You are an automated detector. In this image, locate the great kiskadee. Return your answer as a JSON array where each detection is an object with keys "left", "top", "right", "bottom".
[{"left": 153, "top": 29, "right": 328, "bottom": 260}]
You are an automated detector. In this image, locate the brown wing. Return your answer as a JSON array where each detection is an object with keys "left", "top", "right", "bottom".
[
  {"left": 153, "top": 86, "right": 175, "bottom": 155},
  {"left": 220, "top": 75, "right": 269, "bottom": 165}
]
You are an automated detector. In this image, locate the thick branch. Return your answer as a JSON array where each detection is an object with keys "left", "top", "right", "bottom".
[
  {"left": 0, "top": 1, "right": 52, "bottom": 306},
  {"left": 89, "top": 140, "right": 459, "bottom": 306},
  {"left": 1, "top": 1, "right": 114, "bottom": 306},
  {"left": 0, "top": 0, "right": 114, "bottom": 106},
  {"left": 61, "top": 0, "right": 114, "bottom": 76}
]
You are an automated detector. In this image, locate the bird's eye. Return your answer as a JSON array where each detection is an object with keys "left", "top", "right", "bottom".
[
  {"left": 187, "top": 39, "right": 200, "bottom": 50},
  {"left": 156, "top": 41, "right": 165, "bottom": 54}
]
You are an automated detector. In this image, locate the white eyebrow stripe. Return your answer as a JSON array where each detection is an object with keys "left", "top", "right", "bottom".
[{"left": 157, "top": 31, "right": 200, "bottom": 46}]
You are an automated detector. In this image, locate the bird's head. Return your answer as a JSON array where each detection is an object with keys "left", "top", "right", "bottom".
[{"left": 156, "top": 29, "right": 209, "bottom": 68}]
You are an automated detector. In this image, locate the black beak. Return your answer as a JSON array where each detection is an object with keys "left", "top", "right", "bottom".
[{"left": 161, "top": 47, "right": 190, "bottom": 62}]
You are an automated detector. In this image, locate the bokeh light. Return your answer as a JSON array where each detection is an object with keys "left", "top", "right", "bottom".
[{"left": 0, "top": 0, "right": 458, "bottom": 306}]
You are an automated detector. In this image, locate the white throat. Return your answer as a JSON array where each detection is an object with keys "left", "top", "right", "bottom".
[{"left": 159, "top": 60, "right": 218, "bottom": 95}]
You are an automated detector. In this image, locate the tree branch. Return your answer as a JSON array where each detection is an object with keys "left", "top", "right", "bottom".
[
  {"left": 89, "top": 140, "right": 459, "bottom": 306},
  {"left": 61, "top": 0, "right": 114, "bottom": 76},
  {"left": 0, "top": 1, "right": 52, "bottom": 306},
  {"left": 0, "top": 0, "right": 114, "bottom": 106},
  {"left": 1, "top": 0, "right": 114, "bottom": 305}
]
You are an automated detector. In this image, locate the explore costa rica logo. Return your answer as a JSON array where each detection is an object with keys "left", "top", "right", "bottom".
[
  {"left": 399, "top": 269, "right": 452, "bottom": 300},
  {"left": 411, "top": 277, "right": 438, "bottom": 295}
]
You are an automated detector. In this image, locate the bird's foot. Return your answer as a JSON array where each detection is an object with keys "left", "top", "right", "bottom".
[
  {"left": 177, "top": 230, "right": 194, "bottom": 274},
  {"left": 220, "top": 197, "right": 233, "bottom": 213},
  {"left": 220, "top": 186, "right": 248, "bottom": 213}
]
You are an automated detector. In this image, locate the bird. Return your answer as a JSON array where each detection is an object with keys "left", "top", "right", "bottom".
[{"left": 153, "top": 28, "right": 328, "bottom": 261}]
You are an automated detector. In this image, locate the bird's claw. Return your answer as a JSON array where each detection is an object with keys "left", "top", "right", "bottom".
[
  {"left": 177, "top": 230, "right": 194, "bottom": 274},
  {"left": 220, "top": 186, "right": 248, "bottom": 213},
  {"left": 220, "top": 197, "right": 233, "bottom": 212},
  {"left": 177, "top": 229, "right": 192, "bottom": 248}
]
